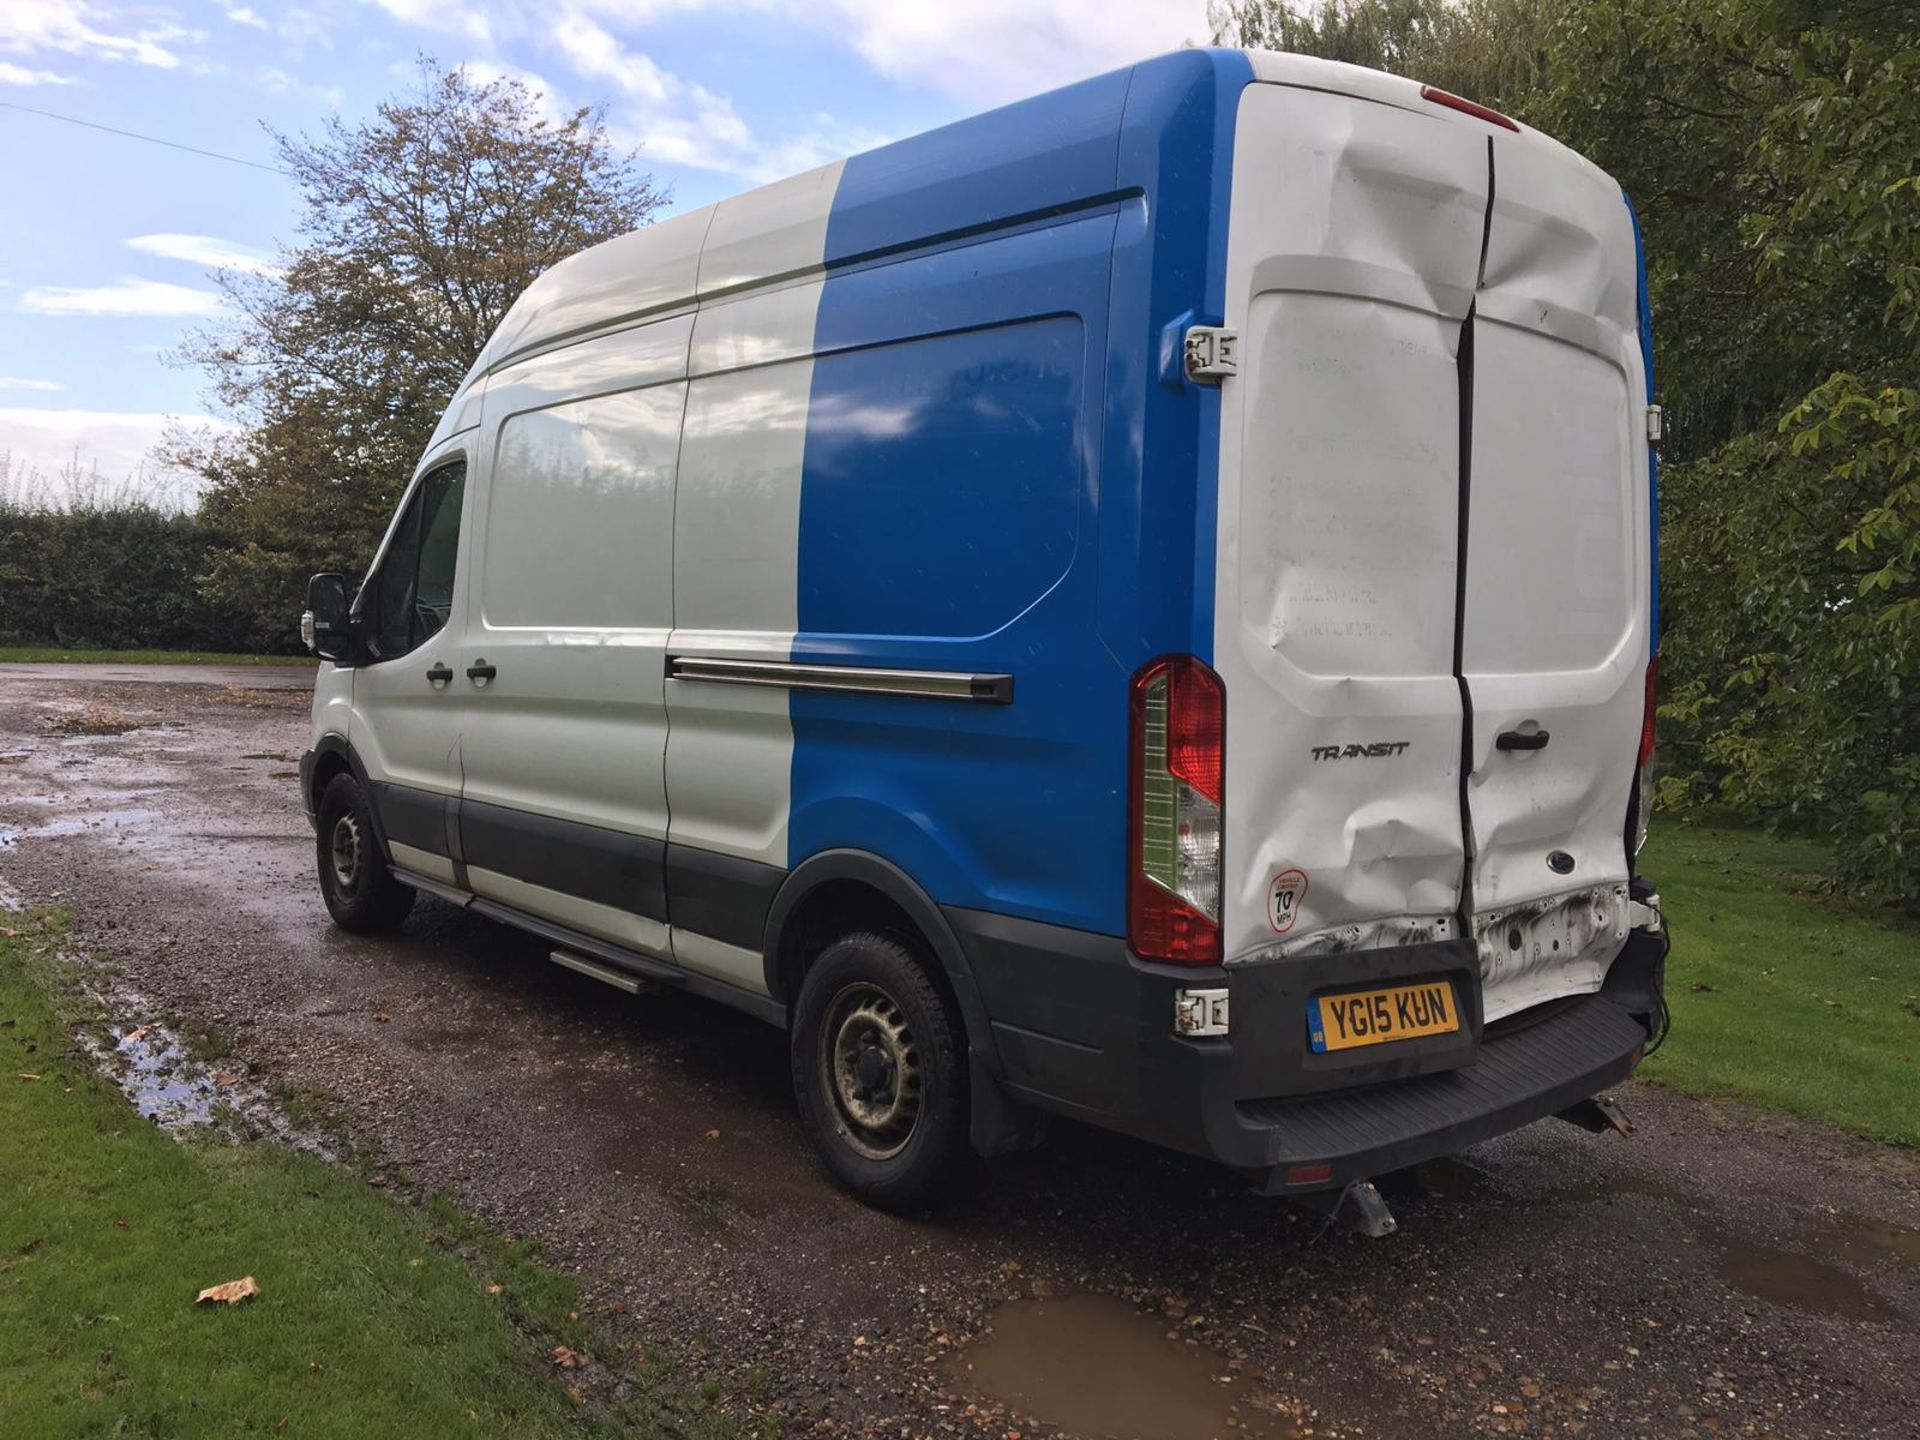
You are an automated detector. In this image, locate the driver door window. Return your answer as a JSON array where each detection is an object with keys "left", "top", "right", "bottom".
[{"left": 368, "top": 460, "right": 466, "bottom": 660}]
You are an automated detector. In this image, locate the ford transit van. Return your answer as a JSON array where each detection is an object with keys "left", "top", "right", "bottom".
[{"left": 299, "top": 48, "right": 1670, "bottom": 1215}]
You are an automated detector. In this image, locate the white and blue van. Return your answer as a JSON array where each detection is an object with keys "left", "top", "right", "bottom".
[{"left": 299, "top": 49, "right": 1669, "bottom": 1215}]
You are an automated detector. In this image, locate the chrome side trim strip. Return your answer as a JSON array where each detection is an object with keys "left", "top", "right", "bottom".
[{"left": 667, "top": 655, "right": 1012, "bottom": 705}]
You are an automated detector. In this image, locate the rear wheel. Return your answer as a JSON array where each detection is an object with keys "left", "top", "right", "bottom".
[
  {"left": 790, "top": 931, "right": 967, "bottom": 1212},
  {"left": 316, "top": 772, "right": 414, "bottom": 933}
]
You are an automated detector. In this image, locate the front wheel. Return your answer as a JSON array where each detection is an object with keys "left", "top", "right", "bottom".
[
  {"left": 790, "top": 932, "right": 968, "bottom": 1213},
  {"left": 315, "top": 772, "right": 414, "bottom": 934}
]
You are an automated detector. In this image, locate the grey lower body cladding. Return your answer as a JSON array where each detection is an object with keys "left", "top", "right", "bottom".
[
  {"left": 305, "top": 752, "right": 1664, "bottom": 1191},
  {"left": 950, "top": 905, "right": 1665, "bottom": 1191}
]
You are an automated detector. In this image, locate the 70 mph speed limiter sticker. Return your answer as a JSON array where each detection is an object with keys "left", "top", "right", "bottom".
[{"left": 1268, "top": 868, "right": 1308, "bottom": 934}]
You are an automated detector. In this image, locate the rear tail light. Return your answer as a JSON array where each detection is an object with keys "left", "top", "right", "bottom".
[
  {"left": 1420, "top": 85, "right": 1520, "bottom": 132},
  {"left": 1129, "top": 656, "right": 1223, "bottom": 965},
  {"left": 1632, "top": 654, "right": 1659, "bottom": 855}
]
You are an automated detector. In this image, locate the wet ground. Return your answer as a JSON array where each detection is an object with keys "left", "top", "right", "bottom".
[{"left": 1, "top": 661, "right": 1916, "bottom": 1439}]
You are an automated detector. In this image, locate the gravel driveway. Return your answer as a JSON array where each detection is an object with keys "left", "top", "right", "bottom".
[{"left": 1, "top": 662, "right": 1915, "bottom": 1439}]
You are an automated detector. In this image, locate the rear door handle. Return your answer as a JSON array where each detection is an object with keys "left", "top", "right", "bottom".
[
  {"left": 1496, "top": 728, "right": 1550, "bottom": 751},
  {"left": 425, "top": 663, "right": 453, "bottom": 685},
  {"left": 466, "top": 661, "right": 497, "bottom": 682}
]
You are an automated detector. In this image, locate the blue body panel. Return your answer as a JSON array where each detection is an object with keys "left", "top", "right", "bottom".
[
  {"left": 1106, "top": 48, "right": 1253, "bottom": 665},
  {"left": 787, "top": 51, "right": 1256, "bottom": 937},
  {"left": 817, "top": 70, "right": 1132, "bottom": 268}
]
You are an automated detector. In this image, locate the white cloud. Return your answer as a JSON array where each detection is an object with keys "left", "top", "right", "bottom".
[
  {"left": 363, "top": 0, "right": 880, "bottom": 180},
  {"left": 365, "top": 0, "right": 1208, "bottom": 183},
  {"left": 19, "top": 276, "right": 225, "bottom": 317},
  {"left": 814, "top": 0, "right": 1211, "bottom": 106},
  {"left": 0, "top": 406, "right": 230, "bottom": 496},
  {"left": 0, "top": 59, "right": 76, "bottom": 84},
  {"left": 370, "top": 0, "right": 493, "bottom": 44},
  {"left": 277, "top": 8, "right": 331, "bottom": 51},
  {"left": 0, "top": 377, "right": 62, "bottom": 391},
  {"left": 225, "top": 6, "right": 268, "bottom": 28},
  {"left": 255, "top": 65, "right": 341, "bottom": 104},
  {"left": 127, "top": 232, "right": 282, "bottom": 277},
  {"left": 0, "top": 0, "right": 198, "bottom": 70}
]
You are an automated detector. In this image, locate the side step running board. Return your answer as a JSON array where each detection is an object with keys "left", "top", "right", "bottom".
[{"left": 549, "top": 949, "right": 660, "bottom": 995}]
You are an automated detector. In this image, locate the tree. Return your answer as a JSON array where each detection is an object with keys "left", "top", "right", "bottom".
[
  {"left": 170, "top": 59, "right": 666, "bottom": 651},
  {"left": 1208, "top": 0, "right": 1565, "bottom": 110}
]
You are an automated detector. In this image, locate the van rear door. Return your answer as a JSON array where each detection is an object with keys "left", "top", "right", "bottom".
[
  {"left": 1461, "top": 135, "right": 1650, "bottom": 1018},
  {"left": 1213, "top": 82, "right": 1487, "bottom": 969},
  {"left": 1216, "top": 78, "right": 1650, "bottom": 1022}
]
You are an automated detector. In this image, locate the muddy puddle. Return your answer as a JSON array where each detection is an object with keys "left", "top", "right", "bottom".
[
  {"left": 1808, "top": 1213, "right": 1920, "bottom": 1269},
  {"left": 1714, "top": 1211, "right": 1919, "bottom": 1324},
  {"left": 946, "top": 1293, "right": 1282, "bottom": 1440},
  {"left": 0, "top": 794, "right": 165, "bottom": 846},
  {"left": 1715, "top": 1240, "right": 1898, "bottom": 1323},
  {"left": 111, "top": 1022, "right": 220, "bottom": 1128}
]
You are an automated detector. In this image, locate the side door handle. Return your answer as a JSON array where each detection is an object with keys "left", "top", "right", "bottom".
[
  {"left": 1495, "top": 728, "right": 1550, "bottom": 752},
  {"left": 425, "top": 662, "right": 453, "bottom": 685},
  {"left": 466, "top": 661, "right": 497, "bottom": 682}
]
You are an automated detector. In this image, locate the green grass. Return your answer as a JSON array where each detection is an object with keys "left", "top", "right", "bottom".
[
  {"left": 1639, "top": 819, "right": 1920, "bottom": 1147},
  {"left": 0, "top": 646, "right": 314, "bottom": 666},
  {"left": 0, "top": 915, "right": 740, "bottom": 1439}
]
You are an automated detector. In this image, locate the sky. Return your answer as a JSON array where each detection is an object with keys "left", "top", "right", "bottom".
[{"left": 0, "top": 0, "right": 1214, "bottom": 502}]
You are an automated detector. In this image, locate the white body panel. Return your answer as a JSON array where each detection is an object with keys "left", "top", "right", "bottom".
[
  {"left": 328, "top": 155, "right": 848, "bottom": 992},
  {"left": 1214, "top": 83, "right": 1485, "bottom": 966},
  {"left": 661, "top": 171, "right": 842, "bottom": 875},
  {"left": 459, "top": 318, "right": 687, "bottom": 863},
  {"left": 1217, "top": 78, "right": 1650, "bottom": 1021},
  {"left": 663, "top": 293, "right": 824, "bottom": 871},
  {"left": 1461, "top": 130, "right": 1649, "bottom": 1010},
  {"left": 345, "top": 436, "right": 475, "bottom": 811}
]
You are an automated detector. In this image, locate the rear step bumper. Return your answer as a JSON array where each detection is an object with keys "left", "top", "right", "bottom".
[
  {"left": 1233, "top": 995, "right": 1646, "bottom": 1193},
  {"left": 949, "top": 907, "right": 1663, "bottom": 1191}
]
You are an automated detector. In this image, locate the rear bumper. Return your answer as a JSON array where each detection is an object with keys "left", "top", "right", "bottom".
[{"left": 950, "top": 906, "right": 1664, "bottom": 1191}]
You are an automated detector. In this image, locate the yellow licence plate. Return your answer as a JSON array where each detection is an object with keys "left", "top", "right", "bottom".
[{"left": 1308, "top": 980, "right": 1459, "bottom": 1053}]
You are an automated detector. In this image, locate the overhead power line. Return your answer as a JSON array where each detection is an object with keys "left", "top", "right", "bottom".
[{"left": 0, "top": 100, "right": 289, "bottom": 176}]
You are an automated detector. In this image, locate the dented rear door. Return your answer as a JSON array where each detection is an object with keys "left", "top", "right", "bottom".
[
  {"left": 1462, "top": 134, "right": 1650, "bottom": 1018},
  {"left": 1213, "top": 82, "right": 1486, "bottom": 966}
]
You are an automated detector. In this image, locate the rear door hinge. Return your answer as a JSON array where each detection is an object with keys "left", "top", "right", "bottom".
[
  {"left": 1646, "top": 404, "right": 1664, "bottom": 442},
  {"left": 1183, "top": 326, "right": 1239, "bottom": 384}
]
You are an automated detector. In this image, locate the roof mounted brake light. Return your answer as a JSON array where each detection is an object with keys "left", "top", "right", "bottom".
[{"left": 1420, "top": 85, "right": 1518, "bottom": 132}]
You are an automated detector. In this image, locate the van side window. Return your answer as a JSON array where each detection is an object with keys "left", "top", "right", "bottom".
[
  {"left": 483, "top": 388, "right": 679, "bottom": 629},
  {"left": 367, "top": 459, "right": 466, "bottom": 660}
]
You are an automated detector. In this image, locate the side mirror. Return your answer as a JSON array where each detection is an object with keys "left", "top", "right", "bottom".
[{"left": 304, "top": 572, "right": 353, "bottom": 661}]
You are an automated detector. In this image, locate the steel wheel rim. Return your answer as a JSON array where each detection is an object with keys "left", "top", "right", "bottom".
[
  {"left": 329, "top": 812, "right": 362, "bottom": 894},
  {"left": 820, "top": 981, "right": 922, "bottom": 1160}
]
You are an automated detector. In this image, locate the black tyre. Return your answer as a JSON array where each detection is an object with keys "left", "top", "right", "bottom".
[
  {"left": 316, "top": 772, "right": 414, "bottom": 934},
  {"left": 790, "top": 931, "right": 968, "bottom": 1213}
]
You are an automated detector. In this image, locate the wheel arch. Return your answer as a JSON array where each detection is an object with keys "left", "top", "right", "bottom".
[
  {"left": 308, "top": 734, "right": 391, "bottom": 859},
  {"left": 762, "top": 850, "right": 1044, "bottom": 1158},
  {"left": 762, "top": 851, "right": 1002, "bottom": 1077}
]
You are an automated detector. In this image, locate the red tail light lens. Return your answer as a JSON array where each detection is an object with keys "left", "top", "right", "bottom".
[
  {"left": 1638, "top": 654, "right": 1660, "bottom": 767},
  {"left": 1420, "top": 85, "right": 1519, "bottom": 132},
  {"left": 1129, "top": 656, "right": 1224, "bottom": 966},
  {"left": 1165, "top": 660, "right": 1225, "bottom": 805}
]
